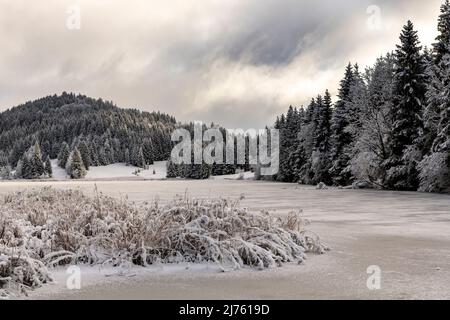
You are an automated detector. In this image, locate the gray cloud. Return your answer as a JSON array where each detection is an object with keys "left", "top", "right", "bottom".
[{"left": 0, "top": 0, "right": 443, "bottom": 128}]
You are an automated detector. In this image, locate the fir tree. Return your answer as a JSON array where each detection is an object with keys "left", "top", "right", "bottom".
[
  {"left": 31, "top": 142, "right": 45, "bottom": 178},
  {"left": 166, "top": 160, "right": 179, "bottom": 178},
  {"left": 135, "top": 146, "right": 146, "bottom": 168},
  {"left": 21, "top": 153, "right": 33, "bottom": 179},
  {"left": 58, "top": 142, "right": 70, "bottom": 169},
  {"left": 434, "top": 0, "right": 450, "bottom": 64},
  {"left": 422, "top": 2, "right": 450, "bottom": 154},
  {"left": 124, "top": 148, "right": 131, "bottom": 166},
  {"left": 77, "top": 141, "right": 91, "bottom": 170},
  {"left": 45, "top": 156, "right": 53, "bottom": 178},
  {"left": 311, "top": 92, "right": 332, "bottom": 184},
  {"left": 419, "top": 54, "right": 450, "bottom": 192},
  {"left": 384, "top": 21, "right": 427, "bottom": 190},
  {"left": 277, "top": 106, "right": 302, "bottom": 182},
  {"left": 330, "top": 63, "right": 355, "bottom": 186},
  {"left": 66, "top": 148, "right": 87, "bottom": 179},
  {"left": 296, "top": 99, "right": 317, "bottom": 184}
]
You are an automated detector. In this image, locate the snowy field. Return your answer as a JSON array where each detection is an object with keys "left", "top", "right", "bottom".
[
  {"left": 50, "top": 160, "right": 169, "bottom": 180},
  {"left": 0, "top": 179, "right": 449, "bottom": 300},
  {"left": 48, "top": 160, "right": 255, "bottom": 181}
]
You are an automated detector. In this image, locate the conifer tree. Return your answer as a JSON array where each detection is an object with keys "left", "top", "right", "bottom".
[
  {"left": 66, "top": 148, "right": 87, "bottom": 179},
  {"left": 277, "top": 106, "right": 302, "bottom": 182},
  {"left": 136, "top": 146, "right": 146, "bottom": 168},
  {"left": 45, "top": 156, "right": 53, "bottom": 178},
  {"left": 296, "top": 99, "right": 317, "bottom": 184},
  {"left": 419, "top": 54, "right": 450, "bottom": 192},
  {"left": 124, "top": 148, "right": 131, "bottom": 166},
  {"left": 58, "top": 142, "right": 70, "bottom": 169},
  {"left": 421, "top": 1, "right": 450, "bottom": 155},
  {"left": 21, "top": 153, "right": 32, "bottom": 179},
  {"left": 166, "top": 160, "right": 179, "bottom": 178},
  {"left": 311, "top": 92, "right": 332, "bottom": 184},
  {"left": 434, "top": 0, "right": 450, "bottom": 64},
  {"left": 384, "top": 21, "right": 427, "bottom": 190},
  {"left": 330, "top": 64, "right": 355, "bottom": 185},
  {"left": 31, "top": 142, "right": 45, "bottom": 178},
  {"left": 77, "top": 141, "right": 91, "bottom": 170}
]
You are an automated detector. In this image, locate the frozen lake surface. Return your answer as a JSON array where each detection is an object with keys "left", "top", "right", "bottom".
[{"left": 1, "top": 179, "right": 449, "bottom": 300}]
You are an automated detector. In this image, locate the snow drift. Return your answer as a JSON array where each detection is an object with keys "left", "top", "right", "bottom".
[{"left": 0, "top": 187, "right": 327, "bottom": 297}]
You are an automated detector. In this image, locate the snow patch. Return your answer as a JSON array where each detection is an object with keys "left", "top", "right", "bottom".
[{"left": 50, "top": 160, "right": 167, "bottom": 181}]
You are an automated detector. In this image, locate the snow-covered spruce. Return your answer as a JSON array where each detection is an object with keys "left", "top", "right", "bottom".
[{"left": 0, "top": 187, "right": 328, "bottom": 296}]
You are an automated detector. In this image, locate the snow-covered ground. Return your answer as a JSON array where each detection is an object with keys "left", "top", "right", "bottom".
[
  {"left": 50, "top": 160, "right": 168, "bottom": 180},
  {"left": 49, "top": 159, "right": 255, "bottom": 181},
  {"left": 212, "top": 171, "right": 255, "bottom": 180},
  {"left": 1, "top": 180, "right": 449, "bottom": 300}
]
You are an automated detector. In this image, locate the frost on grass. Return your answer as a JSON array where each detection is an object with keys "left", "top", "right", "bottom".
[{"left": 0, "top": 187, "right": 328, "bottom": 297}]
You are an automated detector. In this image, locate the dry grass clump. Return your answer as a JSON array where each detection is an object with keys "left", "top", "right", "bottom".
[{"left": 0, "top": 187, "right": 328, "bottom": 296}]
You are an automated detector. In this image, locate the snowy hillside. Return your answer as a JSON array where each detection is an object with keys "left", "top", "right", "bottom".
[{"left": 50, "top": 160, "right": 167, "bottom": 180}]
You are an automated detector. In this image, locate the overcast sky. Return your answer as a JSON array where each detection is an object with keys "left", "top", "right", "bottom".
[{"left": 0, "top": 0, "right": 444, "bottom": 128}]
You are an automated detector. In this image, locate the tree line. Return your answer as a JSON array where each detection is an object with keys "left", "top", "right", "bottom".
[{"left": 274, "top": 0, "right": 450, "bottom": 193}]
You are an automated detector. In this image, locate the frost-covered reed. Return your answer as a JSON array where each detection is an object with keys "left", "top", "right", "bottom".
[{"left": 0, "top": 187, "right": 327, "bottom": 297}]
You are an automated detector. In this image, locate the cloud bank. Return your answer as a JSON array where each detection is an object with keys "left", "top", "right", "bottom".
[{"left": 0, "top": 0, "right": 443, "bottom": 128}]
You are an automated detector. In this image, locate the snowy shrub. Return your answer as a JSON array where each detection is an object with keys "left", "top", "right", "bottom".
[
  {"left": 315, "top": 182, "right": 328, "bottom": 190},
  {"left": 0, "top": 187, "right": 328, "bottom": 297}
]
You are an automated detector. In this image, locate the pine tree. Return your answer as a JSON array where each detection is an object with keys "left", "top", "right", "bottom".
[
  {"left": 384, "top": 21, "right": 427, "bottom": 190},
  {"left": 21, "top": 153, "right": 33, "bottom": 179},
  {"left": 330, "top": 63, "right": 355, "bottom": 186},
  {"left": 77, "top": 141, "right": 90, "bottom": 170},
  {"left": 66, "top": 148, "right": 87, "bottom": 179},
  {"left": 418, "top": 2, "right": 450, "bottom": 192},
  {"left": 45, "top": 156, "right": 53, "bottom": 178},
  {"left": 166, "top": 160, "right": 179, "bottom": 178},
  {"left": 422, "top": 50, "right": 442, "bottom": 154},
  {"left": 31, "top": 142, "right": 45, "bottom": 178},
  {"left": 311, "top": 92, "right": 332, "bottom": 184},
  {"left": 124, "top": 148, "right": 131, "bottom": 166},
  {"left": 277, "top": 106, "right": 301, "bottom": 182},
  {"left": 15, "top": 143, "right": 45, "bottom": 179},
  {"left": 434, "top": 0, "right": 450, "bottom": 64},
  {"left": 58, "top": 142, "right": 70, "bottom": 168},
  {"left": 347, "top": 64, "right": 368, "bottom": 131},
  {"left": 422, "top": 2, "right": 450, "bottom": 155},
  {"left": 296, "top": 99, "right": 317, "bottom": 184},
  {"left": 142, "top": 139, "right": 154, "bottom": 165},
  {"left": 419, "top": 54, "right": 450, "bottom": 192},
  {"left": 98, "top": 147, "right": 108, "bottom": 166},
  {"left": 89, "top": 144, "right": 100, "bottom": 166},
  {"left": 136, "top": 146, "right": 146, "bottom": 168}
]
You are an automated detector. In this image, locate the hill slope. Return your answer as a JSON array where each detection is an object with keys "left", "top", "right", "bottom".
[{"left": 0, "top": 92, "right": 177, "bottom": 168}]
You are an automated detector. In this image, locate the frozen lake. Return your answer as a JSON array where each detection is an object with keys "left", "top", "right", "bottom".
[{"left": 1, "top": 179, "right": 449, "bottom": 299}]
